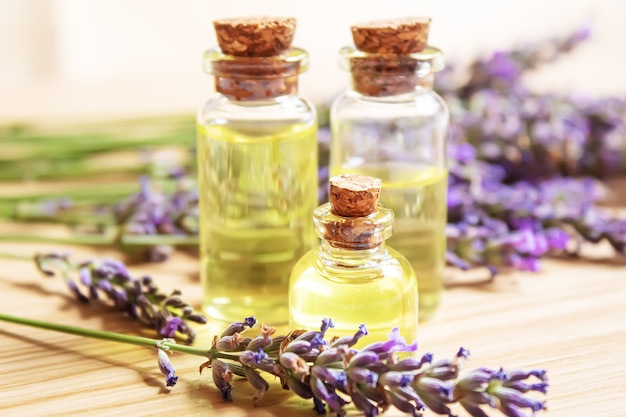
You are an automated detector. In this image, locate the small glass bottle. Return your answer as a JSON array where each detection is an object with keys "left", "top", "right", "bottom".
[
  {"left": 197, "top": 17, "right": 318, "bottom": 324},
  {"left": 289, "top": 174, "right": 418, "bottom": 346},
  {"left": 330, "top": 17, "right": 448, "bottom": 320}
]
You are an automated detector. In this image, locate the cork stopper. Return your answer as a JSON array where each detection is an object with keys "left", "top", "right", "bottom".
[
  {"left": 351, "top": 17, "right": 431, "bottom": 54},
  {"left": 329, "top": 174, "right": 382, "bottom": 217},
  {"left": 213, "top": 16, "right": 296, "bottom": 57}
]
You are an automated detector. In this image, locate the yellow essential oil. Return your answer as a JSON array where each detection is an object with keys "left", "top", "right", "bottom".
[
  {"left": 197, "top": 122, "right": 318, "bottom": 324},
  {"left": 197, "top": 17, "right": 318, "bottom": 324},
  {"left": 331, "top": 18, "right": 449, "bottom": 320},
  {"left": 289, "top": 174, "right": 419, "bottom": 347},
  {"left": 331, "top": 164, "right": 447, "bottom": 320}
]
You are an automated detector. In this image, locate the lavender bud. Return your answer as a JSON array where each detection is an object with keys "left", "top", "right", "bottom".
[
  {"left": 457, "top": 346, "right": 471, "bottom": 359},
  {"left": 215, "top": 333, "right": 246, "bottom": 352},
  {"left": 97, "top": 279, "right": 112, "bottom": 293},
  {"left": 185, "top": 313, "right": 208, "bottom": 324},
  {"left": 331, "top": 324, "right": 368, "bottom": 348},
  {"left": 310, "top": 375, "right": 348, "bottom": 416},
  {"left": 295, "top": 317, "right": 335, "bottom": 344},
  {"left": 458, "top": 391, "right": 494, "bottom": 408},
  {"left": 88, "top": 285, "right": 99, "bottom": 301},
  {"left": 350, "top": 385, "right": 379, "bottom": 417},
  {"left": 505, "top": 381, "right": 549, "bottom": 394},
  {"left": 164, "top": 297, "right": 186, "bottom": 308},
  {"left": 378, "top": 372, "right": 414, "bottom": 388},
  {"left": 66, "top": 279, "right": 89, "bottom": 304},
  {"left": 505, "top": 369, "right": 547, "bottom": 382},
  {"left": 79, "top": 268, "right": 92, "bottom": 286},
  {"left": 246, "top": 335, "right": 272, "bottom": 352},
  {"left": 314, "top": 346, "right": 349, "bottom": 366},
  {"left": 393, "top": 385, "right": 426, "bottom": 410},
  {"left": 382, "top": 327, "right": 418, "bottom": 353},
  {"left": 313, "top": 398, "right": 326, "bottom": 415},
  {"left": 279, "top": 352, "right": 309, "bottom": 380},
  {"left": 311, "top": 366, "right": 348, "bottom": 391},
  {"left": 424, "top": 358, "right": 459, "bottom": 380},
  {"left": 388, "top": 390, "right": 420, "bottom": 416},
  {"left": 158, "top": 316, "right": 184, "bottom": 338},
  {"left": 157, "top": 346, "right": 178, "bottom": 387},
  {"left": 243, "top": 366, "right": 269, "bottom": 405},
  {"left": 285, "top": 340, "right": 314, "bottom": 355},
  {"left": 239, "top": 348, "right": 269, "bottom": 367},
  {"left": 456, "top": 369, "right": 494, "bottom": 391},
  {"left": 220, "top": 316, "right": 257, "bottom": 337},
  {"left": 210, "top": 359, "right": 233, "bottom": 401},
  {"left": 414, "top": 376, "right": 454, "bottom": 401},
  {"left": 348, "top": 351, "right": 381, "bottom": 369},
  {"left": 285, "top": 374, "right": 314, "bottom": 399},
  {"left": 389, "top": 357, "right": 430, "bottom": 372},
  {"left": 494, "top": 387, "right": 547, "bottom": 412},
  {"left": 347, "top": 367, "right": 378, "bottom": 386}
]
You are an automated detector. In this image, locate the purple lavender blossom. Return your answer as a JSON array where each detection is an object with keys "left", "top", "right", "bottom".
[
  {"left": 195, "top": 320, "right": 548, "bottom": 417},
  {"left": 157, "top": 345, "right": 178, "bottom": 387},
  {"left": 34, "top": 253, "right": 206, "bottom": 343}
]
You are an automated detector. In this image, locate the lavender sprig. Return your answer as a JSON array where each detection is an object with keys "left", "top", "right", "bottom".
[
  {"left": 198, "top": 318, "right": 547, "bottom": 417},
  {"left": 33, "top": 252, "right": 206, "bottom": 343},
  {"left": 0, "top": 313, "right": 548, "bottom": 417}
]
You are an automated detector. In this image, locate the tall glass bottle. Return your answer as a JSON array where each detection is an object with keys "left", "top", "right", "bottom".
[
  {"left": 197, "top": 17, "right": 318, "bottom": 324},
  {"left": 289, "top": 174, "right": 418, "bottom": 346},
  {"left": 330, "top": 18, "right": 448, "bottom": 320}
]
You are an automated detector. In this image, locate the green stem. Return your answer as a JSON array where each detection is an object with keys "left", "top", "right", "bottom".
[
  {"left": 0, "top": 233, "right": 116, "bottom": 246},
  {"left": 0, "top": 252, "right": 32, "bottom": 261},
  {"left": 0, "top": 313, "right": 208, "bottom": 356},
  {"left": 0, "top": 233, "right": 198, "bottom": 247},
  {"left": 0, "top": 313, "right": 241, "bottom": 361},
  {"left": 121, "top": 234, "right": 199, "bottom": 246}
]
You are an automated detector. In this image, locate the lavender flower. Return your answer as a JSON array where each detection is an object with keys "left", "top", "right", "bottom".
[
  {"left": 156, "top": 341, "right": 178, "bottom": 387},
  {"left": 34, "top": 253, "right": 206, "bottom": 343},
  {"left": 201, "top": 359, "right": 233, "bottom": 401},
  {"left": 188, "top": 318, "right": 548, "bottom": 417}
]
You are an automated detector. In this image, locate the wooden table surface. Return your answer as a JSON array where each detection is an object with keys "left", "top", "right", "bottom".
[{"left": 0, "top": 238, "right": 625, "bottom": 417}]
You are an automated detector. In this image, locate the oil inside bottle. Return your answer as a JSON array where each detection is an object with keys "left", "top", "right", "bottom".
[
  {"left": 197, "top": 121, "right": 318, "bottom": 324},
  {"left": 289, "top": 245, "right": 418, "bottom": 347}
]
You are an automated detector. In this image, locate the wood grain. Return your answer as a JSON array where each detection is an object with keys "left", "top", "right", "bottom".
[{"left": 0, "top": 240, "right": 624, "bottom": 417}]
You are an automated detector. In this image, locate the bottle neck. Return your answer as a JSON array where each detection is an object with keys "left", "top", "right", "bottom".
[
  {"left": 349, "top": 57, "right": 434, "bottom": 97},
  {"left": 313, "top": 203, "right": 394, "bottom": 248},
  {"left": 338, "top": 45, "right": 444, "bottom": 98},
  {"left": 213, "top": 65, "right": 299, "bottom": 101},
  {"left": 204, "top": 47, "right": 309, "bottom": 102},
  {"left": 317, "top": 239, "right": 388, "bottom": 269}
]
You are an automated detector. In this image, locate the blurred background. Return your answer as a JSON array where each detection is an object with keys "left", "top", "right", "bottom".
[{"left": 1, "top": 0, "right": 626, "bottom": 122}]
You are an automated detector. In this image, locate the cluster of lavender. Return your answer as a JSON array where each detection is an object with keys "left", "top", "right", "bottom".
[
  {"left": 439, "top": 26, "right": 626, "bottom": 274},
  {"left": 113, "top": 176, "right": 199, "bottom": 261},
  {"left": 114, "top": 176, "right": 198, "bottom": 237},
  {"left": 157, "top": 317, "right": 547, "bottom": 417},
  {"left": 4, "top": 26, "right": 625, "bottom": 275},
  {"left": 34, "top": 252, "right": 206, "bottom": 343}
]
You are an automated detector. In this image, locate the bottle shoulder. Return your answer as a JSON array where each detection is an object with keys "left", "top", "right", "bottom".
[
  {"left": 290, "top": 245, "right": 415, "bottom": 285},
  {"left": 198, "top": 94, "right": 317, "bottom": 125},
  {"left": 331, "top": 88, "right": 448, "bottom": 120}
]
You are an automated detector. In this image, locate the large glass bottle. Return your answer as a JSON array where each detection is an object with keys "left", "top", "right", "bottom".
[
  {"left": 197, "top": 17, "right": 318, "bottom": 324},
  {"left": 289, "top": 174, "right": 418, "bottom": 346},
  {"left": 330, "top": 18, "right": 448, "bottom": 320}
]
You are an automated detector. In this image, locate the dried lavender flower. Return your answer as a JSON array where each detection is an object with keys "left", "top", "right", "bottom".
[
  {"left": 156, "top": 340, "right": 178, "bottom": 387},
  {"left": 34, "top": 252, "right": 206, "bottom": 343},
  {"left": 178, "top": 317, "right": 549, "bottom": 417}
]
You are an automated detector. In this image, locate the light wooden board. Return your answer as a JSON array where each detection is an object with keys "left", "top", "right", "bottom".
[{"left": 0, "top": 241, "right": 624, "bottom": 417}]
